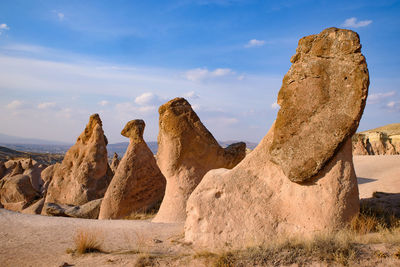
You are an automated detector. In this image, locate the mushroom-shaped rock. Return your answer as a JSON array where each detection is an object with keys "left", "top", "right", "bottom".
[
  {"left": 184, "top": 28, "right": 368, "bottom": 249},
  {"left": 152, "top": 98, "right": 246, "bottom": 223},
  {"left": 110, "top": 153, "right": 120, "bottom": 174},
  {"left": 44, "top": 114, "right": 112, "bottom": 206},
  {"left": 99, "top": 120, "right": 166, "bottom": 219}
]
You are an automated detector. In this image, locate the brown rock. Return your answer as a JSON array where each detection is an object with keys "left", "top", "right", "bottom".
[
  {"left": 0, "top": 174, "right": 40, "bottom": 211},
  {"left": 184, "top": 28, "right": 367, "bottom": 249},
  {"left": 110, "top": 153, "right": 120, "bottom": 174},
  {"left": 21, "top": 198, "right": 45, "bottom": 215},
  {"left": 153, "top": 98, "right": 246, "bottom": 223},
  {"left": 0, "top": 161, "right": 5, "bottom": 179},
  {"left": 45, "top": 114, "right": 112, "bottom": 206},
  {"left": 65, "top": 198, "right": 103, "bottom": 219},
  {"left": 352, "top": 134, "right": 369, "bottom": 155},
  {"left": 99, "top": 120, "right": 166, "bottom": 219},
  {"left": 10, "top": 162, "right": 24, "bottom": 176},
  {"left": 269, "top": 27, "right": 369, "bottom": 183}
]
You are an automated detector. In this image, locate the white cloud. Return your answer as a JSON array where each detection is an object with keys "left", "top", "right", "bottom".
[
  {"left": 184, "top": 67, "right": 235, "bottom": 82},
  {"left": 0, "top": 24, "right": 9, "bottom": 30},
  {"left": 368, "top": 91, "right": 396, "bottom": 104},
  {"left": 6, "top": 100, "right": 23, "bottom": 109},
  {"left": 57, "top": 13, "right": 65, "bottom": 21},
  {"left": 271, "top": 102, "right": 280, "bottom": 110},
  {"left": 245, "top": 39, "right": 265, "bottom": 48},
  {"left": 386, "top": 101, "right": 400, "bottom": 112},
  {"left": 341, "top": 17, "right": 372, "bottom": 28},
  {"left": 38, "top": 102, "right": 57, "bottom": 109},
  {"left": 135, "top": 92, "right": 164, "bottom": 106},
  {"left": 98, "top": 100, "right": 109, "bottom": 106},
  {"left": 183, "top": 91, "right": 199, "bottom": 99}
]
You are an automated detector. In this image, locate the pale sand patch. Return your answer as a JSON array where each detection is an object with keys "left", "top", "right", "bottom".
[
  {"left": 354, "top": 155, "right": 400, "bottom": 199},
  {"left": 0, "top": 209, "right": 185, "bottom": 266}
]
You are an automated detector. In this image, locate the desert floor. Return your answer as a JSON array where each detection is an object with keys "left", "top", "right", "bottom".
[{"left": 1, "top": 155, "right": 399, "bottom": 267}]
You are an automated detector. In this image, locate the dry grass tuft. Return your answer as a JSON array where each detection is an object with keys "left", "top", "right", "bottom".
[
  {"left": 124, "top": 201, "right": 161, "bottom": 220},
  {"left": 134, "top": 253, "right": 157, "bottom": 267},
  {"left": 72, "top": 229, "right": 104, "bottom": 255}
]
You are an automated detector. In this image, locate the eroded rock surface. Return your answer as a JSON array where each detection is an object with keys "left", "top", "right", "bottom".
[
  {"left": 153, "top": 98, "right": 246, "bottom": 223},
  {"left": 45, "top": 114, "right": 112, "bottom": 206},
  {"left": 352, "top": 124, "right": 400, "bottom": 155},
  {"left": 110, "top": 153, "right": 120, "bottom": 174},
  {"left": 184, "top": 28, "right": 368, "bottom": 249},
  {"left": 99, "top": 120, "right": 166, "bottom": 219},
  {"left": 270, "top": 27, "right": 369, "bottom": 183}
]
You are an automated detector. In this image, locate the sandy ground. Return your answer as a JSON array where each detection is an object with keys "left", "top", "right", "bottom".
[
  {"left": 1, "top": 155, "right": 399, "bottom": 266},
  {"left": 0, "top": 209, "right": 187, "bottom": 267},
  {"left": 354, "top": 155, "right": 400, "bottom": 199}
]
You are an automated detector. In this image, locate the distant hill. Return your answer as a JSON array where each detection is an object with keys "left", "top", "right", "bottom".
[
  {"left": 0, "top": 146, "right": 64, "bottom": 165},
  {"left": 0, "top": 133, "right": 69, "bottom": 145},
  {"left": 360, "top": 123, "right": 400, "bottom": 136}
]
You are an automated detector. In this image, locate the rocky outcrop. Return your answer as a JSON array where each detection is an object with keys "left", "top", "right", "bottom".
[
  {"left": 45, "top": 114, "right": 112, "bottom": 206},
  {"left": 184, "top": 28, "right": 368, "bottom": 249},
  {"left": 0, "top": 174, "right": 40, "bottom": 211},
  {"left": 43, "top": 198, "right": 103, "bottom": 219},
  {"left": 352, "top": 126, "right": 400, "bottom": 155},
  {"left": 110, "top": 153, "right": 120, "bottom": 174},
  {"left": 153, "top": 98, "right": 246, "bottom": 223},
  {"left": 99, "top": 120, "right": 166, "bottom": 219},
  {"left": 0, "top": 161, "right": 5, "bottom": 179}
]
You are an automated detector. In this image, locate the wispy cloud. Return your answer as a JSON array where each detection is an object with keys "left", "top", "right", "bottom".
[
  {"left": 183, "top": 91, "right": 199, "bottom": 99},
  {"left": 368, "top": 91, "right": 396, "bottom": 104},
  {"left": 6, "top": 100, "right": 23, "bottom": 109},
  {"left": 341, "top": 17, "right": 372, "bottom": 28},
  {"left": 245, "top": 39, "right": 265, "bottom": 48},
  {"left": 38, "top": 102, "right": 57, "bottom": 109},
  {"left": 0, "top": 23, "right": 10, "bottom": 35},
  {"left": 386, "top": 101, "right": 400, "bottom": 112},
  {"left": 98, "top": 100, "right": 109, "bottom": 106},
  {"left": 135, "top": 92, "right": 164, "bottom": 106},
  {"left": 57, "top": 12, "right": 65, "bottom": 21},
  {"left": 184, "top": 67, "right": 236, "bottom": 82}
]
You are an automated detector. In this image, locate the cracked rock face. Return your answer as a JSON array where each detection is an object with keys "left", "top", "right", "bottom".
[
  {"left": 45, "top": 114, "right": 112, "bottom": 206},
  {"left": 184, "top": 28, "right": 368, "bottom": 249},
  {"left": 152, "top": 98, "right": 246, "bottom": 223},
  {"left": 98, "top": 120, "right": 166, "bottom": 220},
  {"left": 269, "top": 27, "right": 369, "bottom": 183}
]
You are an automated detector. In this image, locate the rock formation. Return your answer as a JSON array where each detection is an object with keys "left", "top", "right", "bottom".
[
  {"left": 110, "top": 153, "right": 120, "bottom": 174},
  {"left": 352, "top": 124, "right": 400, "bottom": 155},
  {"left": 152, "top": 98, "right": 246, "bottom": 223},
  {"left": 184, "top": 28, "right": 369, "bottom": 249},
  {"left": 10, "top": 161, "right": 24, "bottom": 176},
  {"left": 0, "top": 174, "right": 40, "bottom": 211},
  {"left": 99, "top": 120, "right": 166, "bottom": 219},
  {"left": 0, "top": 161, "right": 6, "bottom": 179},
  {"left": 43, "top": 198, "right": 103, "bottom": 219},
  {"left": 44, "top": 114, "right": 112, "bottom": 206}
]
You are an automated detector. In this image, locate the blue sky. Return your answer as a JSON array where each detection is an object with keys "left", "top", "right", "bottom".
[{"left": 0, "top": 0, "right": 399, "bottom": 143}]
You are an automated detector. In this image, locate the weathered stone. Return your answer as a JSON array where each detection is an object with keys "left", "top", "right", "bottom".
[
  {"left": 99, "top": 120, "right": 166, "bottom": 219},
  {"left": 21, "top": 198, "right": 45, "bottom": 215},
  {"left": 184, "top": 28, "right": 367, "bottom": 249},
  {"left": 110, "top": 153, "right": 120, "bottom": 174},
  {"left": 10, "top": 162, "right": 24, "bottom": 176},
  {"left": 352, "top": 129, "right": 400, "bottom": 155},
  {"left": 0, "top": 174, "right": 40, "bottom": 211},
  {"left": 65, "top": 198, "right": 103, "bottom": 219},
  {"left": 153, "top": 98, "right": 246, "bottom": 223},
  {"left": 269, "top": 27, "right": 369, "bottom": 183},
  {"left": 0, "top": 161, "right": 5, "bottom": 179},
  {"left": 43, "top": 202, "right": 72, "bottom": 216},
  {"left": 45, "top": 114, "right": 112, "bottom": 206}
]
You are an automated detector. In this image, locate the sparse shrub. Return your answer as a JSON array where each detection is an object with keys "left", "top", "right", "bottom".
[{"left": 72, "top": 229, "right": 104, "bottom": 254}]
